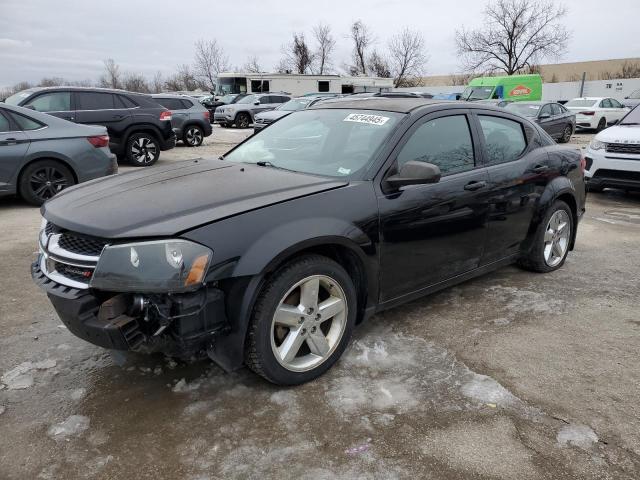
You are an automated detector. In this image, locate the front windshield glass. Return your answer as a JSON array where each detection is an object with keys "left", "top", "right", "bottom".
[
  {"left": 620, "top": 106, "right": 640, "bottom": 125},
  {"left": 565, "top": 99, "right": 597, "bottom": 107},
  {"left": 278, "top": 98, "right": 312, "bottom": 111},
  {"left": 224, "top": 109, "right": 403, "bottom": 178},
  {"left": 236, "top": 95, "right": 256, "bottom": 105},
  {"left": 219, "top": 94, "right": 235, "bottom": 104},
  {"left": 463, "top": 86, "right": 494, "bottom": 100},
  {"left": 4, "top": 90, "right": 31, "bottom": 105},
  {"left": 505, "top": 103, "right": 541, "bottom": 117}
]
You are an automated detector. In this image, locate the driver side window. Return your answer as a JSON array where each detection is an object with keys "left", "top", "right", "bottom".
[{"left": 396, "top": 115, "right": 475, "bottom": 176}]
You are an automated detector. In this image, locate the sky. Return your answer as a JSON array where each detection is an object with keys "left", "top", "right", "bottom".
[{"left": 1, "top": 0, "right": 639, "bottom": 88}]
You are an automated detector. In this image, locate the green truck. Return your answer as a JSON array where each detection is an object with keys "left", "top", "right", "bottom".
[{"left": 462, "top": 74, "right": 542, "bottom": 102}]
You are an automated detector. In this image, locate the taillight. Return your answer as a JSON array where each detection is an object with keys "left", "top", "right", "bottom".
[
  {"left": 87, "top": 135, "right": 109, "bottom": 148},
  {"left": 579, "top": 111, "right": 595, "bottom": 116},
  {"left": 203, "top": 111, "right": 210, "bottom": 121},
  {"left": 160, "top": 110, "right": 172, "bottom": 121}
]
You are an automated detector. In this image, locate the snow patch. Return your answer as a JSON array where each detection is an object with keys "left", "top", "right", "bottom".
[
  {"left": 172, "top": 378, "right": 201, "bottom": 393},
  {"left": 48, "top": 415, "right": 90, "bottom": 439},
  {"left": 557, "top": 424, "right": 598, "bottom": 450},
  {"left": 2, "top": 359, "right": 57, "bottom": 390},
  {"left": 461, "top": 373, "right": 517, "bottom": 406},
  {"left": 0, "top": 405, "right": 5, "bottom": 415}
]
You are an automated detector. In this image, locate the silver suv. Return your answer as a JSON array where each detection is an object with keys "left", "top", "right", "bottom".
[
  {"left": 215, "top": 93, "right": 291, "bottom": 128},
  {"left": 151, "top": 94, "right": 212, "bottom": 147}
]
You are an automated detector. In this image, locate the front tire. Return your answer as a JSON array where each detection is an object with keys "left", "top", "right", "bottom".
[
  {"left": 518, "top": 200, "right": 573, "bottom": 273},
  {"left": 236, "top": 112, "right": 251, "bottom": 129},
  {"left": 596, "top": 117, "right": 606, "bottom": 132},
  {"left": 559, "top": 124, "right": 573, "bottom": 143},
  {"left": 183, "top": 125, "right": 204, "bottom": 147},
  {"left": 126, "top": 133, "right": 160, "bottom": 166},
  {"left": 19, "top": 160, "right": 75, "bottom": 206},
  {"left": 245, "top": 255, "right": 357, "bottom": 385}
]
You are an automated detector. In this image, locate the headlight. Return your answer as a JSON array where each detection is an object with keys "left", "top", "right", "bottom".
[
  {"left": 90, "top": 239, "right": 212, "bottom": 293},
  {"left": 39, "top": 217, "right": 49, "bottom": 248},
  {"left": 589, "top": 139, "right": 606, "bottom": 150}
]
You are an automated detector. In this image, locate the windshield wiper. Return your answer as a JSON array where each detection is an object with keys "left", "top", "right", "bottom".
[{"left": 620, "top": 122, "right": 639, "bottom": 126}]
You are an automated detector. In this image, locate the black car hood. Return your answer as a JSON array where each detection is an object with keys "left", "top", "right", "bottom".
[{"left": 43, "top": 159, "right": 347, "bottom": 238}]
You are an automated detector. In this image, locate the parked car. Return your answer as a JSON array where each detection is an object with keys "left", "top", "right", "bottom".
[
  {"left": 253, "top": 96, "right": 329, "bottom": 133},
  {"left": 0, "top": 103, "right": 117, "bottom": 206},
  {"left": 622, "top": 89, "right": 640, "bottom": 109},
  {"left": 564, "top": 97, "right": 629, "bottom": 131},
  {"left": 151, "top": 95, "right": 212, "bottom": 147},
  {"left": 214, "top": 93, "right": 292, "bottom": 128},
  {"left": 373, "top": 92, "right": 434, "bottom": 99},
  {"left": 202, "top": 94, "right": 240, "bottom": 119},
  {"left": 32, "top": 98, "right": 585, "bottom": 385},
  {"left": 505, "top": 101, "right": 575, "bottom": 143},
  {"left": 4, "top": 87, "right": 175, "bottom": 166},
  {"left": 212, "top": 94, "right": 248, "bottom": 124},
  {"left": 584, "top": 106, "right": 640, "bottom": 192}
]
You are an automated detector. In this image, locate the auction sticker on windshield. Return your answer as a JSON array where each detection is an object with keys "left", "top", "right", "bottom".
[{"left": 344, "top": 113, "right": 390, "bottom": 126}]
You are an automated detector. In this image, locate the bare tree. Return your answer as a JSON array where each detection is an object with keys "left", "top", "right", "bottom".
[
  {"left": 455, "top": 0, "right": 570, "bottom": 75},
  {"left": 274, "top": 58, "right": 292, "bottom": 74},
  {"left": 122, "top": 72, "right": 150, "bottom": 93},
  {"left": 388, "top": 28, "right": 428, "bottom": 87},
  {"left": 368, "top": 50, "right": 391, "bottom": 78},
  {"left": 38, "top": 77, "right": 66, "bottom": 87},
  {"left": 349, "top": 20, "right": 374, "bottom": 75},
  {"left": 313, "top": 23, "right": 335, "bottom": 74},
  {"left": 99, "top": 58, "right": 122, "bottom": 89},
  {"left": 193, "top": 39, "right": 229, "bottom": 90},
  {"left": 151, "top": 71, "right": 164, "bottom": 93},
  {"left": 243, "top": 56, "right": 262, "bottom": 73},
  {"left": 281, "top": 33, "right": 314, "bottom": 74}
]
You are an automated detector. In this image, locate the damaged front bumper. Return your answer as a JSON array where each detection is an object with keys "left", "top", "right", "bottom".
[{"left": 31, "top": 260, "right": 229, "bottom": 359}]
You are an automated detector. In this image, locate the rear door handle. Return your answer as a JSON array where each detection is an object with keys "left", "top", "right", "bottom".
[
  {"left": 532, "top": 165, "right": 549, "bottom": 173},
  {"left": 464, "top": 180, "right": 487, "bottom": 191}
]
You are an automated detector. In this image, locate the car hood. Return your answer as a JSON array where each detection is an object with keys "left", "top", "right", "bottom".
[
  {"left": 256, "top": 110, "right": 291, "bottom": 121},
  {"left": 42, "top": 158, "right": 348, "bottom": 238},
  {"left": 595, "top": 125, "right": 640, "bottom": 142}
]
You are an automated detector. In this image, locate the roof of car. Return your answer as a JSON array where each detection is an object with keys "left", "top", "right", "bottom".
[
  {"left": 309, "top": 97, "right": 458, "bottom": 113},
  {"left": 15, "top": 86, "right": 139, "bottom": 95}
]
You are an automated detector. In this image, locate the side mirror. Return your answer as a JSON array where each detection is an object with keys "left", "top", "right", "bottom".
[
  {"left": 385, "top": 161, "right": 441, "bottom": 189},
  {"left": 25, "top": 105, "right": 36, "bottom": 110},
  {"left": 254, "top": 100, "right": 260, "bottom": 105}
]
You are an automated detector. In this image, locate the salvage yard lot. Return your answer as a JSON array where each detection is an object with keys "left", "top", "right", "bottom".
[{"left": 1, "top": 127, "right": 639, "bottom": 479}]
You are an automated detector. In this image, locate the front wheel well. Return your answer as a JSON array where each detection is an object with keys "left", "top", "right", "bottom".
[
  {"left": 264, "top": 244, "right": 369, "bottom": 324},
  {"left": 17, "top": 157, "right": 78, "bottom": 191}
]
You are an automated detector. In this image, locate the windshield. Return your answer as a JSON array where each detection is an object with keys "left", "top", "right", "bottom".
[
  {"left": 236, "top": 95, "right": 256, "bottom": 105},
  {"left": 462, "top": 86, "right": 494, "bottom": 101},
  {"left": 620, "top": 106, "right": 640, "bottom": 125},
  {"left": 278, "top": 99, "right": 312, "bottom": 111},
  {"left": 224, "top": 109, "right": 403, "bottom": 178},
  {"left": 4, "top": 90, "right": 32, "bottom": 105},
  {"left": 505, "top": 103, "right": 541, "bottom": 117},
  {"left": 565, "top": 99, "right": 597, "bottom": 108},
  {"left": 219, "top": 94, "right": 236, "bottom": 104}
]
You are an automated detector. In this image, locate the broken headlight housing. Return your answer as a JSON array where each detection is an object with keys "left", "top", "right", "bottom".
[{"left": 90, "top": 239, "right": 212, "bottom": 293}]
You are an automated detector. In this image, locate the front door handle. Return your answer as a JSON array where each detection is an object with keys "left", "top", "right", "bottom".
[
  {"left": 0, "top": 138, "right": 18, "bottom": 146},
  {"left": 532, "top": 165, "right": 549, "bottom": 173},
  {"left": 464, "top": 180, "right": 487, "bottom": 191}
]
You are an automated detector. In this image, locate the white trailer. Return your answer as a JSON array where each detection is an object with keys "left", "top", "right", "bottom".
[{"left": 215, "top": 72, "right": 393, "bottom": 97}]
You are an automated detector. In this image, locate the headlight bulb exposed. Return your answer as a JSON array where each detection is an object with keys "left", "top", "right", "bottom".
[{"left": 165, "top": 243, "right": 184, "bottom": 269}]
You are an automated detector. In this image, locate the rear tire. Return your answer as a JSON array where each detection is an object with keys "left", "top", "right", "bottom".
[
  {"left": 236, "top": 112, "right": 251, "bottom": 129},
  {"left": 19, "top": 160, "right": 75, "bottom": 206},
  {"left": 518, "top": 200, "right": 573, "bottom": 273},
  {"left": 126, "top": 133, "right": 160, "bottom": 166},
  {"left": 245, "top": 255, "right": 357, "bottom": 385},
  {"left": 596, "top": 117, "right": 606, "bottom": 132},
  {"left": 183, "top": 125, "right": 204, "bottom": 147}
]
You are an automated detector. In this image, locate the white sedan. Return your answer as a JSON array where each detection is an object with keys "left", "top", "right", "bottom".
[{"left": 564, "top": 97, "right": 629, "bottom": 131}]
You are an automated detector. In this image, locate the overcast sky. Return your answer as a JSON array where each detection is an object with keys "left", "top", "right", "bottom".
[{"left": 1, "top": 0, "right": 639, "bottom": 88}]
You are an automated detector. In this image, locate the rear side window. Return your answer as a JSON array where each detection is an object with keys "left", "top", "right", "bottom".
[
  {"left": 117, "top": 95, "right": 138, "bottom": 108},
  {"left": 8, "top": 111, "right": 45, "bottom": 130},
  {"left": 610, "top": 98, "right": 623, "bottom": 108},
  {"left": 77, "top": 92, "right": 115, "bottom": 110},
  {"left": 0, "top": 111, "right": 11, "bottom": 132},
  {"left": 601, "top": 99, "right": 612, "bottom": 108},
  {"left": 478, "top": 115, "right": 527, "bottom": 165},
  {"left": 25, "top": 92, "right": 71, "bottom": 112},
  {"left": 551, "top": 104, "right": 563, "bottom": 116},
  {"left": 180, "top": 99, "right": 194, "bottom": 109},
  {"left": 397, "top": 115, "right": 475, "bottom": 176},
  {"left": 154, "top": 98, "right": 184, "bottom": 110}
]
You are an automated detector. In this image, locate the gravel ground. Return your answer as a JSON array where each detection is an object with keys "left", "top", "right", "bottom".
[{"left": 2, "top": 125, "right": 639, "bottom": 479}]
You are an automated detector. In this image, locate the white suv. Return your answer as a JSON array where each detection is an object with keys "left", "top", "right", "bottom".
[{"left": 585, "top": 106, "right": 640, "bottom": 192}]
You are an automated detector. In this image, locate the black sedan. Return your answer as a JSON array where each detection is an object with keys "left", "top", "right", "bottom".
[
  {"left": 505, "top": 101, "right": 576, "bottom": 143},
  {"left": 33, "top": 99, "right": 586, "bottom": 385}
]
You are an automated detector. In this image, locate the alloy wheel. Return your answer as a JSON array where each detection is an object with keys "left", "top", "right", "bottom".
[
  {"left": 562, "top": 125, "right": 572, "bottom": 142},
  {"left": 543, "top": 210, "right": 571, "bottom": 267},
  {"left": 29, "top": 166, "right": 69, "bottom": 201},
  {"left": 185, "top": 127, "right": 203, "bottom": 146},
  {"left": 270, "top": 275, "right": 348, "bottom": 372},
  {"left": 131, "top": 137, "right": 158, "bottom": 164}
]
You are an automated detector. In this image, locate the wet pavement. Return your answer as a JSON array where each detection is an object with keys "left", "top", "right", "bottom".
[{"left": 1, "top": 127, "right": 639, "bottom": 479}]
